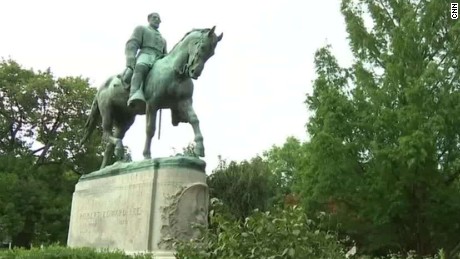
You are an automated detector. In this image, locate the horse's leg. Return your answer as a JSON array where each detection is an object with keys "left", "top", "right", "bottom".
[
  {"left": 101, "top": 142, "right": 115, "bottom": 169},
  {"left": 113, "top": 116, "right": 135, "bottom": 161},
  {"left": 143, "top": 105, "right": 158, "bottom": 159},
  {"left": 101, "top": 117, "right": 115, "bottom": 169},
  {"left": 185, "top": 102, "right": 205, "bottom": 157},
  {"left": 112, "top": 126, "right": 125, "bottom": 161},
  {"left": 100, "top": 109, "right": 121, "bottom": 168}
]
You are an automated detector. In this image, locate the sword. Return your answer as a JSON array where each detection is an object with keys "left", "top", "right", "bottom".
[{"left": 158, "top": 109, "right": 162, "bottom": 140}]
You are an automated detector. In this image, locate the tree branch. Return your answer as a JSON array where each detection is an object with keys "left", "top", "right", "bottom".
[
  {"left": 368, "top": 46, "right": 385, "bottom": 69},
  {"left": 10, "top": 108, "right": 23, "bottom": 142},
  {"left": 31, "top": 146, "right": 45, "bottom": 155},
  {"left": 36, "top": 111, "right": 63, "bottom": 165},
  {"left": 437, "top": 149, "right": 448, "bottom": 162},
  {"left": 377, "top": 0, "right": 399, "bottom": 28}
]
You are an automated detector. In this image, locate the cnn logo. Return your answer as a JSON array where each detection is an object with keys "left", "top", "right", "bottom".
[{"left": 452, "top": 3, "right": 458, "bottom": 19}]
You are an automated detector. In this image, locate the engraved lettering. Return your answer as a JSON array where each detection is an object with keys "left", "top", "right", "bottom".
[{"left": 78, "top": 207, "right": 142, "bottom": 220}]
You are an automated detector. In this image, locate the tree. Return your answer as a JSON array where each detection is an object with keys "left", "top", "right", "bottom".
[
  {"left": 263, "top": 136, "right": 309, "bottom": 205},
  {"left": 0, "top": 59, "right": 103, "bottom": 247},
  {"left": 302, "top": 0, "right": 460, "bottom": 256},
  {"left": 207, "top": 156, "right": 277, "bottom": 221},
  {"left": 0, "top": 59, "right": 103, "bottom": 172}
]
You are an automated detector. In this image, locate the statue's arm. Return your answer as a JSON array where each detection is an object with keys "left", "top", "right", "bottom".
[{"left": 125, "top": 26, "right": 143, "bottom": 68}]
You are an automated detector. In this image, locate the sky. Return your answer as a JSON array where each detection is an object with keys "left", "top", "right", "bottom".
[{"left": 0, "top": 0, "right": 353, "bottom": 172}]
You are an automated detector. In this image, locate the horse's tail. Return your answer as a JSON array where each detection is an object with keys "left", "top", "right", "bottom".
[
  {"left": 79, "top": 96, "right": 100, "bottom": 147},
  {"left": 79, "top": 76, "right": 116, "bottom": 147}
]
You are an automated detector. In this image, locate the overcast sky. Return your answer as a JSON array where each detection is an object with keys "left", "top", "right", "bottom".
[{"left": 0, "top": 0, "right": 353, "bottom": 172}]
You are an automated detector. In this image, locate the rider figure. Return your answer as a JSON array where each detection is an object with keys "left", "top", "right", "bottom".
[{"left": 122, "top": 12, "right": 167, "bottom": 109}]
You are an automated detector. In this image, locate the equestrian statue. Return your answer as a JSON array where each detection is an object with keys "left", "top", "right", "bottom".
[{"left": 79, "top": 12, "right": 223, "bottom": 169}]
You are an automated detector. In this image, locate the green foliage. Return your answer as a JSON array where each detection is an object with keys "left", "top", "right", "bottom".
[
  {"left": 356, "top": 249, "right": 460, "bottom": 259},
  {"left": 169, "top": 143, "right": 198, "bottom": 157},
  {"left": 0, "top": 59, "right": 103, "bottom": 247},
  {"left": 0, "top": 58, "right": 103, "bottom": 171},
  {"left": 182, "top": 142, "right": 198, "bottom": 157},
  {"left": 122, "top": 146, "right": 133, "bottom": 162},
  {"left": 301, "top": 0, "right": 460, "bottom": 256},
  {"left": 174, "top": 199, "right": 347, "bottom": 259},
  {"left": 263, "top": 137, "right": 309, "bottom": 204},
  {"left": 0, "top": 245, "right": 152, "bottom": 258},
  {"left": 207, "top": 156, "right": 277, "bottom": 220}
]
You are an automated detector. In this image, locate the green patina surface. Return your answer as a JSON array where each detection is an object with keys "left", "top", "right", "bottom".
[{"left": 79, "top": 156, "right": 206, "bottom": 181}]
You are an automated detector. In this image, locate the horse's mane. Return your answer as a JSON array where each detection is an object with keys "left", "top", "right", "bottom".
[{"left": 168, "top": 28, "right": 211, "bottom": 53}]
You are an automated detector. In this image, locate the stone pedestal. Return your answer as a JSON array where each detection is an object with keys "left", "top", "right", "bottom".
[{"left": 67, "top": 156, "right": 208, "bottom": 258}]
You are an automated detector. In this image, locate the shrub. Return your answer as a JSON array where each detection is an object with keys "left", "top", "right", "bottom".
[
  {"left": 0, "top": 245, "right": 151, "bottom": 259},
  {"left": 174, "top": 199, "right": 347, "bottom": 259}
]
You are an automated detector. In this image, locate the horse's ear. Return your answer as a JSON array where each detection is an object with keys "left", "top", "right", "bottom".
[
  {"left": 208, "top": 26, "right": 216, "bottom": 37},
  {"left": 217, "top": 33, "right": 223, "bottom": 42}
]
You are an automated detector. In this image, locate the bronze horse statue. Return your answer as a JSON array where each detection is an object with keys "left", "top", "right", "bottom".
[{"left": 80, "top": 27, "right": 223, "bottom": 169}]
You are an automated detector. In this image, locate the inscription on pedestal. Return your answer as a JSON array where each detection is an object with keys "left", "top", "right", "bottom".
[
  {"left": 68, "top": 169, "right": 155, "bottom": 251},
  {"left": 78, "top": 207, "right": 142, "bottom": 229},
  {"left": 75, "top": 208, "right": 144, "bottom": 233}
]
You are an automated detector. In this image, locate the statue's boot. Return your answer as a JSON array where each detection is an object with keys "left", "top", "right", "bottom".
[
  {"left": 127, "top": 91, "right": 146, "bottom": 114},
  {"left": 127, "top": 84, "right": 146, "bottom": 114},
  {"left": 128, "top": 65, "right": 148, "bottom": 113}
]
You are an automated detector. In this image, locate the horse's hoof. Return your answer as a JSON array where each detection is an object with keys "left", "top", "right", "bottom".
[
  {"left": 115, "top": 152, "right": 124, "bottom": 160},
  {"left": 115, "top": 147, "right": 124, "bottom": 159}
]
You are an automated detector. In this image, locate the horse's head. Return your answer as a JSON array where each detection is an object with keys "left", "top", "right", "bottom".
[{"left": 184, "top": 26, "right": 223, "bottom": 79}]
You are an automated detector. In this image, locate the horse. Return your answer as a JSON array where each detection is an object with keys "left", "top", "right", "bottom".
[{"left": 79, "top": 26, "right": 223, "bottom": 169}]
